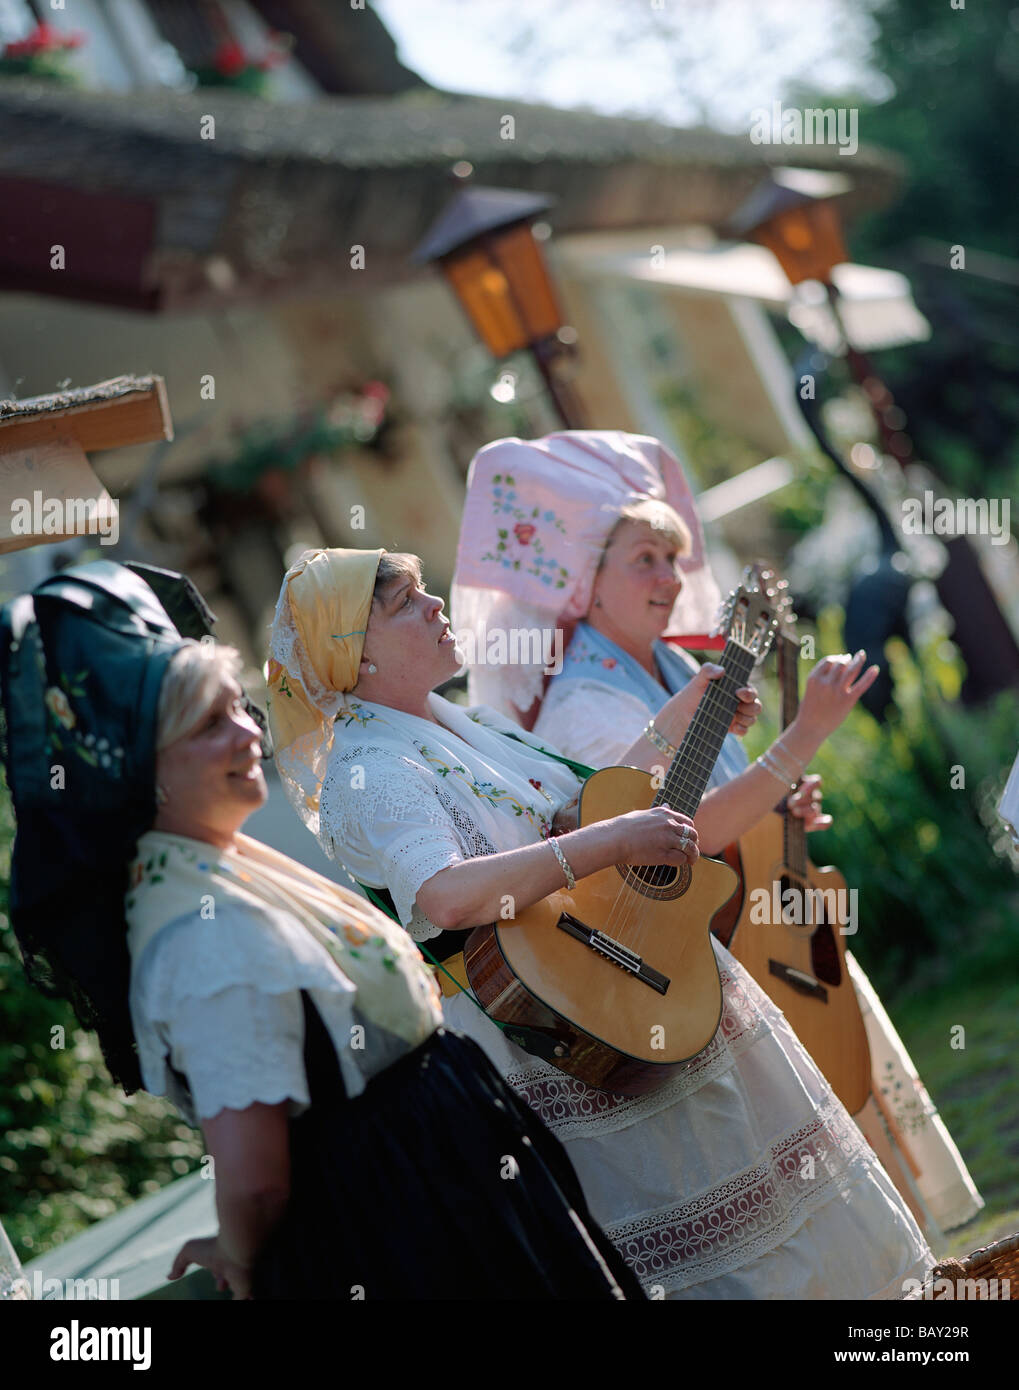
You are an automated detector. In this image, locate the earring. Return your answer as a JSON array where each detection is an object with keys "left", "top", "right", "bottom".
[
  {"left": 367, "top": 663, "right": 378, "bottom": 674},
  {"left": 593, "top": 598, "right": 602, "bottom": 608},
  {"left": 155, "top": 784, "right": 169, "bottom": 806}
]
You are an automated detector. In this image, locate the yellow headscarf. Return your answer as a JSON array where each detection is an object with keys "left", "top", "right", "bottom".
[{"left": 267, "top": 547, "right": 383, "bottom": 831}]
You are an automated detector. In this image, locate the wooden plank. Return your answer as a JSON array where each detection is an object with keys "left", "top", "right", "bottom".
[
  {"left": 0, "top": 379, "right": 173, "bottom": 454},
  {"left": 0, "top": 437, "right": 119, "bottom": 554}
]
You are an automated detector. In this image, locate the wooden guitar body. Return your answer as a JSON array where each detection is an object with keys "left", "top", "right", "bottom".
[
  {"left": 718, "top": 809, "right": 871, "bottom": 1115},
  {"left": 465, "top": 764, "right": 738, "bottom": 1096}
]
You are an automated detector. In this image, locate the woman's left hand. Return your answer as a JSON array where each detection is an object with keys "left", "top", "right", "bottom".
[
  {"left": 786, "top": 773, "right": 831, "bottom": 832},
  {"left": 655, "top": 666, "right": 760, "bottom": 752},
  {"left": 730, "top": 684, "right": 762, "bottom": 737}
]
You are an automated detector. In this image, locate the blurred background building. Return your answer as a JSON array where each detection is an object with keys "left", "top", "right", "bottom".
[
  {"left": 2, "top": 0, "right": 1019, "bottom": 1299},
  {"left": 0, "top": 0, "right": 935, "bottom": 660}
]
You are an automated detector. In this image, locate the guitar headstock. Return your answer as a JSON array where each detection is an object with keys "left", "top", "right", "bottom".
[
  {"left": 713, "top": 565, "right": 792, "bottom": 664},
  {"left": 749, "top": 561, "right": 798, "bottom": 644}
]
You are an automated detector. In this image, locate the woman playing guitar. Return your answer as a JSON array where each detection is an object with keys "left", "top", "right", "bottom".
[
  {"left": 451, "top": 428, "right": 983, "bottom": 1243},
  {"left": 267, "top": 542, "right": 932, "bottom": 1299}
]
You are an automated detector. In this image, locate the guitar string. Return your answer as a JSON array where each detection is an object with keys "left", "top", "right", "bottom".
[
  {"left": 778, "top": 633, "right": 809, "bottom": 880},
  {"left": 625, "top": 652, "right": 755, "bottom": 952},
  {"left": 610, "top": 645, "right": 755, "bottom": 951},
  {"left": 593, "top": 679, "right": 741, "bottom": 952},
  {"left": 609, "top": 592, "right": 782, "bottom": 952},
  {"left": 591, "top": 612, "right": 765, "bottom": 951},
  {"left": 605, "top": 641, "right": 758, "bottom": 952}
]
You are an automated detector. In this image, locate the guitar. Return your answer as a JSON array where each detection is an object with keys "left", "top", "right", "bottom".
[
  {"left": 464, "top": 571, "right": 784, "bottom": 1097},
  {"left": 711, "top": 569, "right": 872, "bottom": 1115}
]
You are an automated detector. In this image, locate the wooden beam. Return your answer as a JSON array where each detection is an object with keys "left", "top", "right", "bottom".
[
  {"left": 0, "top": 437, "right": 119, "bottom": 555},
  {"left": 0, "top": 377, "right": 173, "bottom": 455}
]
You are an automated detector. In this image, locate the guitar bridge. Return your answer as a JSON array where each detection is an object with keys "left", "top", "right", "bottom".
[
  {"left": 557, "top": 912, "right": 669, "bottom": 995},
  {"left": 769, "top": 959, "right": 828, "bottom": 1002}
]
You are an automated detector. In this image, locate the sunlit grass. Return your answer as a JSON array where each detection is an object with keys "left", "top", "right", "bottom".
[{"left": 889, "top": 976, "right": 1019, "bottom": 1259}]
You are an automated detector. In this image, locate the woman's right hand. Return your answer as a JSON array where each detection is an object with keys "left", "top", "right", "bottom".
[
  {"left": 793, "top": 651, "right": 880, "bottom": 747},
  {"left": 169, "top": 1234, "right": 253, "bottom": 1300},
  {"left": 607, "top": 805, "right": 699, "bottom": 866}
]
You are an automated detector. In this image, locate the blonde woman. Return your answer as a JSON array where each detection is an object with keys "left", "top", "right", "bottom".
[
  {"left": 1, "top": 561, "right": 643, "bottom": 1301},
  {"left": 452, "top": 429, "right": 984, "bottom": 1243},
  {"left": 267, "top": 543, "right": 933, "bottom": 1300}
]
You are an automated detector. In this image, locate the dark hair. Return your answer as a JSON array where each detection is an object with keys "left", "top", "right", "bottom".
[{"left": 371, "top": 552, "right": 422, "bottom": 602}]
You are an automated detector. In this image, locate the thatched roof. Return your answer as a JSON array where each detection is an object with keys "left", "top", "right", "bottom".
[
  {"left": 0, "top": 373, "right": 158, "bottom": 420},
  {"left": 0, "top": 79, "right": 904, "bottom": 308},
  {"left": 0, "top": 376, "right": 172, "bottom": 452}
]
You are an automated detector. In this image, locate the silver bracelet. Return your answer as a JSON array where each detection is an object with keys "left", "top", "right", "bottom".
[
  {"left": 769, "top": 740, "right": 805, "bottom": 782},
  {"left": 757, "top": 749, "right": 799, "bottom": 790},
  {"left": 547, "top": 835, "right": 576, "bottom": 890},
  {"left": 643, "top": 718, "right": 678, "bottom": 759}
]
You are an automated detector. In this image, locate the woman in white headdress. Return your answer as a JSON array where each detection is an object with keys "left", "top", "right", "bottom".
[
  {"left": 451, "top": 428, "right": 983, "bottom": 1244},
  {"left": 268, "top": 540, "right": 933, "bottom": 1300}
]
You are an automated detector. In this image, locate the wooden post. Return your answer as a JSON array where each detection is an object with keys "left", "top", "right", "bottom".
[{"left": 0, "top": 376, "right": 173, "bottom": 554}]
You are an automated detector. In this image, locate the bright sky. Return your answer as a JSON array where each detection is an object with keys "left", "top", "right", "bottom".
[{"left": 373, "top": 0, "right": 890, "bottom": 131}]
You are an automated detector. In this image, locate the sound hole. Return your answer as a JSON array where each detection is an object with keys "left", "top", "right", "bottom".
[
  {"left": 811, "top": 920, "right": 842, "bottom": 987},
  {"left": 618, "top": 862, "right": 692, "bottom": 901},
  {"left": 778, "top": 875, "right": 843, "bottom": 987}
]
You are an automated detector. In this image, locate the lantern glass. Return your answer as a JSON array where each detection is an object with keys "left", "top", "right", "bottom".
[
  {"left": 754, "top": 200, "right": 848, "bottom": 286},
  {"left": 442, "top": 247, "right": 529, "bottom": 357},
  {"left": 488, "top": 223, "right": 563, "bottom": 342},
  {"left": 439, "top": 222, "right": 563, "bottom": 358}
]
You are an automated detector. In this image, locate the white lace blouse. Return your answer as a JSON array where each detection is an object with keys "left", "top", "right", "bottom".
[
  {"left": 534, "top": 679, "right": 653, "bottom": 769},
  {"left": 318, "top": 745, "right": 498, "bottom": 942},
  {"left": 129, "top": 900, "right": 389, "bottom": 1125}
]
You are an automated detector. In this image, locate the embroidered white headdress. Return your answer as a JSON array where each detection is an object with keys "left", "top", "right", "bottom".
[{"left": 451, "top": 430, "right": 720, "bottom": 719}]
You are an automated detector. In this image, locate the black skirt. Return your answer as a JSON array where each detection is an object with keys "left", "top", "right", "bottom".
[{"left": 252, "top": 994, "right": 645, "bottom": 1301}]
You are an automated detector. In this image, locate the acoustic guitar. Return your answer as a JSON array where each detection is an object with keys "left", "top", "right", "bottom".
[
  {"left": 464, "top": 571, "right": 784, "bottom": 1097},
  {"left": 711, "top": 576, "right": 872, "bottom": 1115}
]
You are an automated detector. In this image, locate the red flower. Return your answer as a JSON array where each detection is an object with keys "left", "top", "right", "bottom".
[
  {"left": 528, "top": 778, "right": 542, "bottom": 791},
  {"left": 601, "top": 657, "right": 617, "bottom": 669},
  {"left": 5, "top": 22, "right": 85, "bottom": 56},
  {"left": 213, "top": 40, "right": 248, "bottom": 77},
  {"left": 513, "top": 523, "right": 537, "bottom": 545}
]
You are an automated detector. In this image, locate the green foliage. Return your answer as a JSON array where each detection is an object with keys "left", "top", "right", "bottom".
[
  {"left": 795, "top": 0, "right": 1019, "bottom": 495},
  {"left": 657, "top": 382, "right": 767, "bottom": 491},
  {"left": 204, "top": 388, "right": 387, "bottom": 494},
  {"left": 749, "top": 610, "right": 1019, "bottom": 998},
  {"left": 766, "top": 465, "right": 829, "bottom": 540},
  {"left": 853, "top": 0, "right": 1019, "bottom": 261},
  {"left": 0, "top": 784, "right": 203, "bottom": 1263},
  {"left": 892, "top": 975, "right": 1019, "bottom": 1237}
]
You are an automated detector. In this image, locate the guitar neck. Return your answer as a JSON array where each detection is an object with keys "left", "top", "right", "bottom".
[
  {"left": 655, "top": 640, "right": 757, "bottom": 818},
  {"left": 777, "top": 632, "right": 808, "bottom": 877}
]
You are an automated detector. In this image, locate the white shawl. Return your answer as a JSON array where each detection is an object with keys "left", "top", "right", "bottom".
[{"left": 316, "top": 692, "right": 583, "bottom": 939}]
